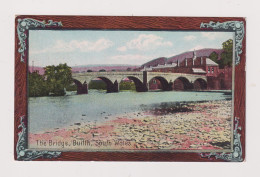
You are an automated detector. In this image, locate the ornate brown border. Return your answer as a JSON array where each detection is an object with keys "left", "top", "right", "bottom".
[{"left": 14, "top": 15, "right": 246, "bottom": 161}]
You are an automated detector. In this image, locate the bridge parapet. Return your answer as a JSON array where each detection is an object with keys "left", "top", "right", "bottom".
[
  {"left": 72, "top": 71, "right": 208, "bottom": 94},
  {"left": 72, "top": 71, "right": 144, "bottom": 84},
  {"left": 147, "top": 72, "right": 207, "bottom": 83},
  {"left": 72, "top": 71, "right": 207, "bottom": 85}
]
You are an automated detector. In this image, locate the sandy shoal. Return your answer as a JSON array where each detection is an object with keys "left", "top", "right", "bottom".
[{"left": 29, "top": 100, "right": 232, "bottom": 151}]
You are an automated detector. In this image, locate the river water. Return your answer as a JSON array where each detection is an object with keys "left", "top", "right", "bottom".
[{"left": 28, "top": 90, "right": 231, "bottom": 133}]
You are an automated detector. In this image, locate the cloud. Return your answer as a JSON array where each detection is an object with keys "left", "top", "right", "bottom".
[
  {"left": 184, "top": 35, "right": 196, "bottom": 41},
  {"left": 120, "top": 34, "right": 173, "bottom": 51},
  {"left": 190, "top": 45, "right": 205, "bottom": 51},
  {"left": 201, "top": 32, "right": 228, "bottom": 40},
  {"left": 117, "top": 46, "right": 127, "bottom": 52},
  {"left": 30, "top": 38, "right": 113, "bottom": 54},
  {"left": 110, "top": 54, "right": 153, "bottom": 64}
]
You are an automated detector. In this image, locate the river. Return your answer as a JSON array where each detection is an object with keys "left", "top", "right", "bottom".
[{"left": 28, "top": 90, "right": 232, "bottom": 133}]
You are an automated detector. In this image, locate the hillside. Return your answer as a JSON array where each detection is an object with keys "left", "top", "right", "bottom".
[
  {"left": 141, "top": 48, "right": 223, "bottom": 68},
  {"left": 167, "top": 48, "right": 223, "bottom": 64}
]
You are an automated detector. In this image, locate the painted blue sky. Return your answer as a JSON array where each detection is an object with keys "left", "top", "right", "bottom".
[{"left": 29, "top": 30, "right": 234, "bottom": 67}]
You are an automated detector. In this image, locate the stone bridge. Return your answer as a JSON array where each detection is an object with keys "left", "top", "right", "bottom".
[{"left": 72, "top": 71, "right": 207, "bottom": 94}]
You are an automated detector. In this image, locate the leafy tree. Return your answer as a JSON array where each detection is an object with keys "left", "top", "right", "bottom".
[
  {"left": 88, "top": 80, "right": 136, "bottom": 91},
  {"left": 89, "top": 80, "right": 107, "bottom": 90},
  {"left": 219, "top": 39, "right": 233, "bottom": 68},
  {"left": 208, "top": 39, "right": 233, "bottom": 69},
  {"left": 119, "top": 81, "right": 136, "bottom": 91},
  {"left": 44, "top": 63, "right": 73, "bottom": 96},
  {"left": 220, "top": 51, "right": 233, "bottom": 68},
  {"left": 209, "top": 51, "right": 218, "bottom": 63},
  {"left": 28, "top": 71, "right": 48, "bottom": 97},
  {"left": 66, "top": 83, "right": 77, "bottom": 91},
  {"left": 222, "top": 39, "right": 233, "bottom": 53}
]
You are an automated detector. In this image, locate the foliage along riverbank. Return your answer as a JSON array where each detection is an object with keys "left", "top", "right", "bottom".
[
  {"left": 88, "top": 80, "right": 136, "bottom": 91},
  {"left": 29, "top": 63, "right": 73, "bottom": 97},
  {"left": 29, "top": 63, "right": 136, "bottom": 97}
]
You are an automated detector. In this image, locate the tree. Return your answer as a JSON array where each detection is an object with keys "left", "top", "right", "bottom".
[
  {"left": 220, "top": 39, "right": 233, "bottom": 68},
  {"left": 222, "top": 39, "right": 233, "bottom": 53},
  {"left": 119, "top": 81, "right": 136, "bottom": 91},
  {"left": 220, "top": 51, "right": 233, "bottom": 68},
  {"left": 89, "top": 80, "right": 107, "bottom": 90},
  {"left": 66, "top": 83, "right": 77, "bottom": 91},
  {"left": 209, "top": 51, "right": 218, "bottom": 63},
  {"left": 44, "top": 63, "right": 73, "bottom": 96},
  {"left": 28, "top": 71, "right": 48, "bottom": 97}
]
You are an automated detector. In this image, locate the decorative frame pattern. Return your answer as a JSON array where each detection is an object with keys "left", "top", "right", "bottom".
[
  {"left": 14, "top": 16, "right": 246, "bottom": 161},
  {"left": 16, "top": 116, "right": 61, "bottom": 161},
  {"left": 17, "top": 18, "right": 62, "bottom": 62},
  {"left": 16, "top": 17, "right": 63, "bottom": 160},
  {"left": 199, "top": 20, "right": 245, "bottom": 162},
  {"left": 200, "top": 21, "right": 245, "bottom": 65},
  {"left": 200, "top": 118, "right": 243, "bottom": 162}
]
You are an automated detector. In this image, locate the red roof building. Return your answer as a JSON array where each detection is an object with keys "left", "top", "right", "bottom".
[{"left": 141, "top": 49, "right": 232, "bottom": 90}]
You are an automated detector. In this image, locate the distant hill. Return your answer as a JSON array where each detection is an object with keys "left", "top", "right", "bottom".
[
  {"left": 72, "top": 64, "right": 139, "bottom": 73},
  {"left": 29, "top": 64, "right": 139, "bottom": 75},
  {"left": 141, "top": 57, "right": 167, "bottom": 68},
  {"left": 167, "top": 48, "right": 223, "bottom": 64},
  {"left": 141, "top": 48, "right": 223, "bottom": 68}
]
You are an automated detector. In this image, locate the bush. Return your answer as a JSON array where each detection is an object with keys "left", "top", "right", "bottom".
[
  {"left": 89, "top": 80, "right": 107, "bottom": 90},
  {"left": 29, "top": 63, "right": 74, "bottom": 97},
  {"left": 66, "top": 84, "right": 77, "bottom": 91},
  {"left": 119, "top": 81, "right": 136, "bottom": 91},
  {"left": 28, "top": 71, "right": 49, "bottom": 97},
  {"left": 44, "top": 63, "right": 73, "bottom": 96}
]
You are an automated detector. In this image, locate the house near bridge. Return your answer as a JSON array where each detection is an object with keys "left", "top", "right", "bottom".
[{"left": 140, "top": 49, "right": 232, "bottom": 90}]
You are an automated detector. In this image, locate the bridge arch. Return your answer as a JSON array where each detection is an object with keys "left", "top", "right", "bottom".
[
  {"left": 89, "top": 76, "right": 119, "bottom": 93},
  {"left": 73, "top": 79, "right": 88, "bottom": 94},
  {"left": 193, "top": 78, "right": 207, "bottom": 90},
  {"left": 173, "top": 77, "right": 193, "bottom": 91},
  {"left": 148, "top": 76, "right": 172, "bottom": 91},
  {"left": 72, "top": 71, "right": 208, "bottom": 93},
  {"left": 120, "top": 76, "right": 148, "bottom": 92}
]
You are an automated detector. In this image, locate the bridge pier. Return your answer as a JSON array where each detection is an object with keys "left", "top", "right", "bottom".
[
  {"left": 77, "top": 82, "right": 88, "bottom": 94},
  {"left": 135, "top": 83, "right": 148, "bottom": 92},
  {"left": 107, "top": 80, "right": 119, "bottom": 93},
  {"left": 134, "top": 71, "right": 148, "bottom": 92},
  {"left": 73, "top": 79, "right": 88, "bottom": 94},
  {"left": 165, "top": 82, "right": 173, "bottom": 91}
]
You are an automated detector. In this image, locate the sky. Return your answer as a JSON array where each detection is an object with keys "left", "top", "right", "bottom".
[{"left": 29, "top": 30, "right": 234, "bottom": 67}]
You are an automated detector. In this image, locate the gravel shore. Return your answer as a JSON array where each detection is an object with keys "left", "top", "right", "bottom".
[{"left": 29, "top": 100, "right": 232, "bottom": 151}]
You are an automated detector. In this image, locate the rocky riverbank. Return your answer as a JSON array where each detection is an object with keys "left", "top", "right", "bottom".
[{"left": 29, "top": 100, "right": 232, "bottom": 151}]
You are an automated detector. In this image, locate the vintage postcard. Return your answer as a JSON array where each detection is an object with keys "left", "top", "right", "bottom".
[{"left": 14, "top": 16, "right": 246, "bottom": 161}]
